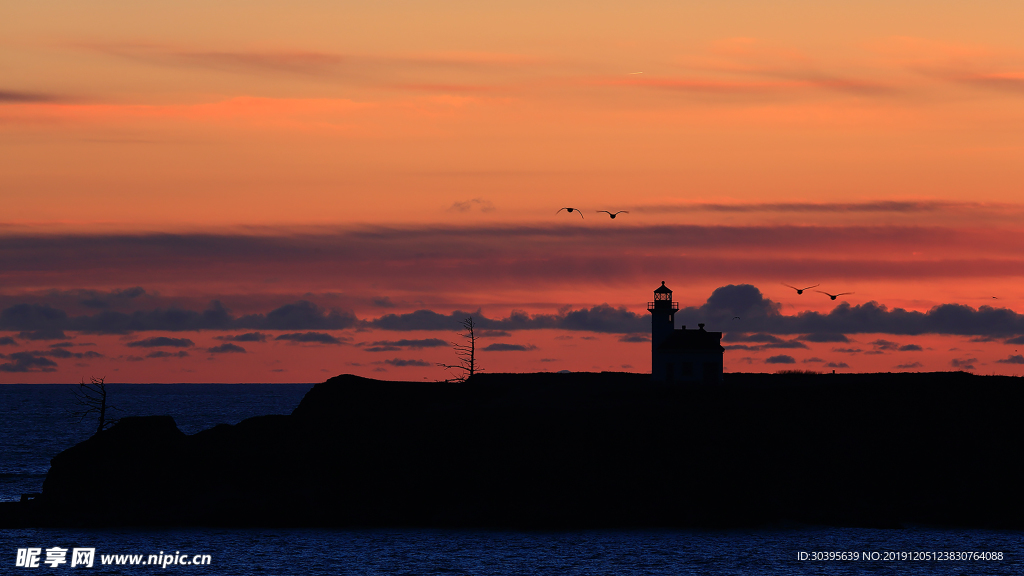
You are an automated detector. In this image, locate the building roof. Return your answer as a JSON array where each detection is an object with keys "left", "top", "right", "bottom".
[
  {"left": 657, "top": 328, "right": 724, "bottom": 353},
  {"left": 654, "top": 281, "right": 672, "bottom": 294}
]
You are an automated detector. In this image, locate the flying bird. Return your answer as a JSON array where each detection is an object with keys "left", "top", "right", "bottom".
[
  {"left": 597, "top": 210, "right": 628, "bottom": 219},
  {"left": 557, "top": 207, "right": 584, "bottom": 219},
  {"left": 782, "top": 283, "right": 819, "bottom": 295},
  {"left": 816, "top": 290, "right": 854, "bottom": 301},
  {"left": 733, "top": 316, "right": 741, "bottom": 320}
]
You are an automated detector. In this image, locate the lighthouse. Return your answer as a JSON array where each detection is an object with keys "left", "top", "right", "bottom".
[
  {"left": 647, "top": 281, "right": 724, "bottom": 383},
  {"left": 648, "top": 281, "right": 677, "bottom": 353}
]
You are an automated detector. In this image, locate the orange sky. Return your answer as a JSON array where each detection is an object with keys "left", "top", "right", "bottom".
[{"left": 3, "top": 2, "right": 1024, "bottom": 381}]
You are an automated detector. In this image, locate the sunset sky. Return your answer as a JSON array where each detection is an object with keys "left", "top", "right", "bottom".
[{"left": 4, "top": 1, "right": 1024, "bottom": 382}]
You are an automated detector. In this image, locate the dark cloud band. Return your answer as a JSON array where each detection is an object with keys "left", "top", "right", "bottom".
[
  {"left": 5, "top": 225, "right": 1024, "bottom": 297},
  {"left": 3, "top": 283, "right": 1024, "bottom": 341}
]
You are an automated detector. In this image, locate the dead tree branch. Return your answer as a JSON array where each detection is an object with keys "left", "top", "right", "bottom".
[
  {"left": 70, "top": 376, "right": 119, "bottom": 435},
  {"left": 436, "top": 316, "right": 482, "bottom": 382}
]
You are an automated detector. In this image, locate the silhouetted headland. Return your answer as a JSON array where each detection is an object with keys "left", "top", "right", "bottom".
[{"left": 5, "top": 371, "right": 1024, "bottom": 529}]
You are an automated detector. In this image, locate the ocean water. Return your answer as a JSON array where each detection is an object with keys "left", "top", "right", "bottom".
[
  {"left": 2, "top": 384, "right": 1021, "bottom": 575},
  {"left": 0, "top": 384, "right": 314, "bottom": 501},
  {"left": 3, "top": 526, "right": 1021, "bottom": 575}
]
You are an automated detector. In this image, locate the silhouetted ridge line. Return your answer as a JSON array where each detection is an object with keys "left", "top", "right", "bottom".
[{"left": 5, "top": 371, "right": 1024, "bottom": 529}]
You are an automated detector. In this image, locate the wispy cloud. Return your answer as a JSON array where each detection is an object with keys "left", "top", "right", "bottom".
[
  {"left": 873, "top": 36, "right": 1024, "bottom": 96},
  {"left": 0, "top": 90, "right": 61, "bottom": 103},
  {"left": 955, "top": 73, "right": 1024, "bottom": 94},
  {"left": 170, "top": 51, "right": 347, "bottom": 75},
  {"left": 83, "top": 43, "right": 347, "bottom": 76},
  {"left": 629, "top": 200, "right": 1015, "bottom": 214},
  {"left": 449, "top": 198, "right": 496, "bottom": 213},
  {"left": 602, "top": 74, "right": 891, "bottom": 98},
  {"left": 82, "top": 43, "right": 537, "bottom": 85}
]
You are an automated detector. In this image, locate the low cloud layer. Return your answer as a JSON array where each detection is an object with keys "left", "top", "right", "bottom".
[
  {"left": 275, "top": 332, "right": 345, "bottom": 344},
  {"left": 147, "top": 350, "right": 189, "bottom": 359},
  {"left": 384, "top": 358, "right": 431, "bottom": 367},
  {"left": 126, "top": 337, "right": 194, "bottom": 348},
  {"left": 0, "top": 300, "right": 355, "bottom": 335},
  {"left": 365, "top": 338, "right": 448, "bottom": 349},
  {"left": 207, "top": 343, "right": 246, "bottom": 354},
  {"left": 368, "top": 304, "right": 646, "bottom": 333},
  {"left": 3, "top": 284, "right": 1024, "bottom": 345},
  {"left": 18, "top": 329, "right": 68, "bottom": 341},
  {"left": 676, "top": 284, "right": 1024, "bottom": 338},
  {"left": 24, "top": 348, "right": 103, "bottom": 360},
  {"left": 0, "top": 352, "right": 58, "bottom": 372},
  {"left": 215, "top": 332, "right": 267, "bottom": 342},
  {"left": 482, "top": 343, "right": 537, "bottom": 352}
]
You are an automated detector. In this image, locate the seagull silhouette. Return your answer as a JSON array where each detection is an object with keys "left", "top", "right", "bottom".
[
  {"left": 597, "top": 210, "right": 628, "bottom": 219},
  {"left": 556, "top": 207, "right": 584, "bottom": 219},
  {"left": 782, "top": 283, "right": 819, "bottom": 295},
  {"left": 816, "top": 290, "right": 854, "bottom": 301},
  {"left": 733, "top": 316, "right": 741, "bottom": 320}
]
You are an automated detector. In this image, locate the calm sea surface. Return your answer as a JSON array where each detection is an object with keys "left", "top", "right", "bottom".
[
  {"left": 0, "top": 384, "right": 314, "bottom": 502},
  {"left": 2, "top": 384, "right": 1021, "bottom": 575}
]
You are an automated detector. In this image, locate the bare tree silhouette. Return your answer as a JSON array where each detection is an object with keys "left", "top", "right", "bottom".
[
  {"left": 437, "top": 316, "right": 482, "bottom": 382},
  {"left": 71, "top": 376, "right": 119, "bottom": 436}
]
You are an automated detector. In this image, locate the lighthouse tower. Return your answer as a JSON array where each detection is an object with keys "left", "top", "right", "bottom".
[
  {"left": 647, "top": 281, "right": 724, "bottom": 383},
  {"left": 648, "top": 281, "right": 678, "bottom": 379}
]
